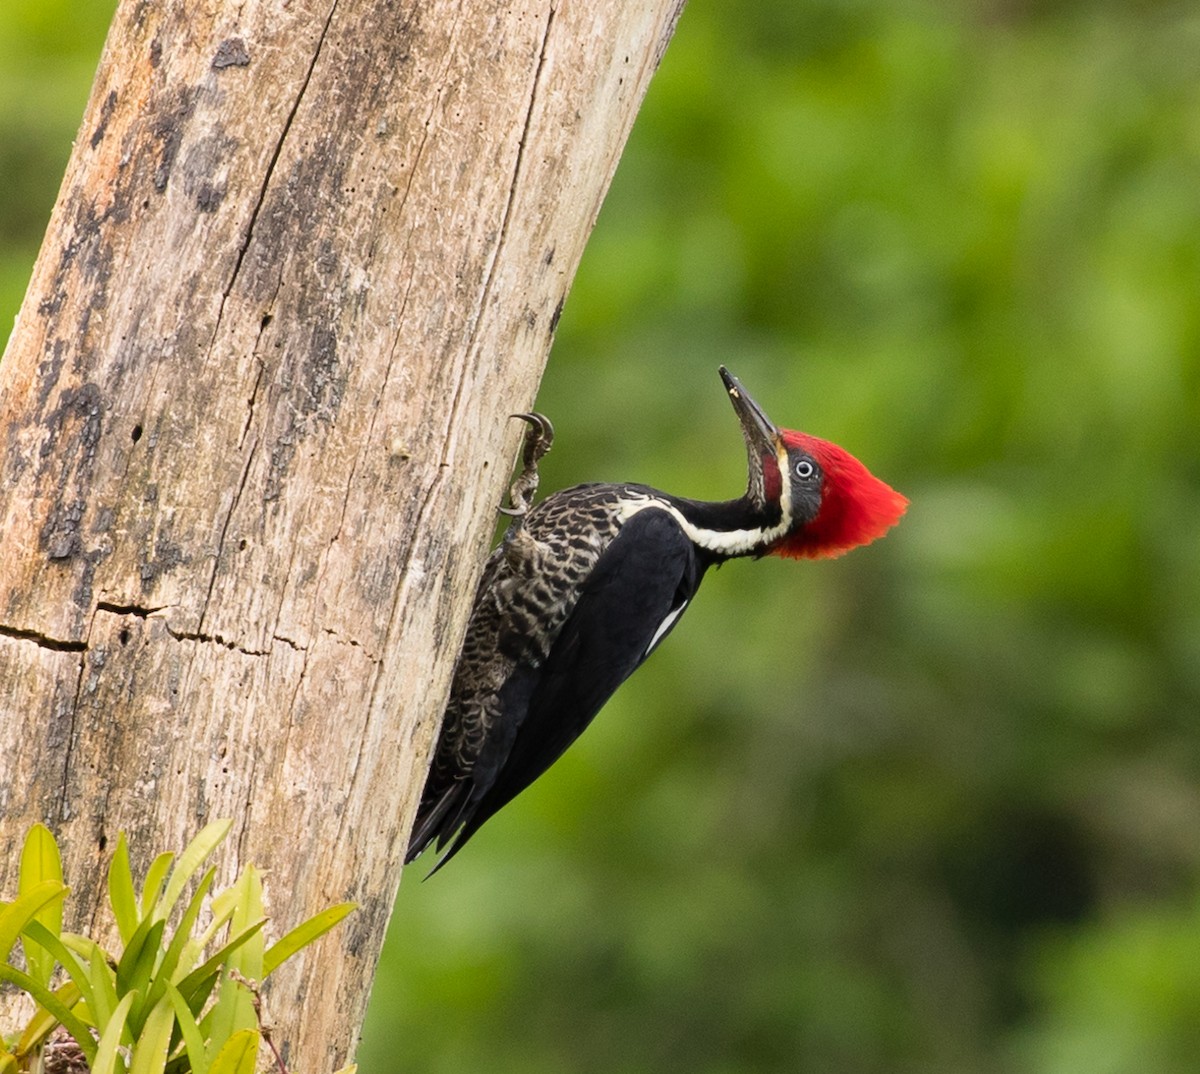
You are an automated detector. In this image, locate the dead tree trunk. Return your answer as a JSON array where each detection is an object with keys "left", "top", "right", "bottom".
[{"left": 0, "top": 0, "right": 684, "bottom": 1065}]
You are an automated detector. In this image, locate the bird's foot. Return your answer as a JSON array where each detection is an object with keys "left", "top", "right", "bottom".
[
  {"left": 502, "top": 412, "right": 554, "bottom": 526},
  {"left": 513, "top": 412, "right": 554, "bottom": 470}
]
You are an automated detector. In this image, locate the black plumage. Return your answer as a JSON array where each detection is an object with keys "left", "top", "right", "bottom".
[{"left": 407, "top": 484, "right": 707, "bottom": 868}]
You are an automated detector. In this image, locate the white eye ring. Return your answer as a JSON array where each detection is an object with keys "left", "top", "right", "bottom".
[{"left": 795, "top": 459, "right": 815, "bottom": 480}]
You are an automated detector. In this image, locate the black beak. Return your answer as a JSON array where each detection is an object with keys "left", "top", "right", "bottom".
[
  {"left": 719, "top": 366, "right": 782, "bottom": 508},
  {"left": 720, "top": 365, "right": 779, "bottom": 450}
]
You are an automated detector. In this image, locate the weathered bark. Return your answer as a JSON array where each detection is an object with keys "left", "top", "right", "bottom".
[{"left": 0, "top": 0, "right": 684, "bottom": 1066}]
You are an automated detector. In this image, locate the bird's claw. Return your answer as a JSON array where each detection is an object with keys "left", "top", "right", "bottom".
[
  {"left": 501, "top": 411, "right": 554, "bottom": 528},
  {"left": 510, "top": 412, "right": 554, "bottom": 466}
]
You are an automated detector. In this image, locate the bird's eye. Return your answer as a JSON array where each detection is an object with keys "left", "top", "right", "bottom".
[{"left": 794, "top": 459, "right": 816, "bottom": 480}]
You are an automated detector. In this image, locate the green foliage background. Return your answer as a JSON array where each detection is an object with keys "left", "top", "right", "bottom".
[{"left": 4, "top": 2, "right": 1199, "bottom": 1072}]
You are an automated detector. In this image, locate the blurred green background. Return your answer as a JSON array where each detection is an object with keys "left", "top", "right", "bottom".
[{"left": 5, "top": 1, "right": 1200, "bottom": 1072}]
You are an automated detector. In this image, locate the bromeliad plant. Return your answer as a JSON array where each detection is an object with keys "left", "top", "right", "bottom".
[{"left": 0, "top": 820, "right": 355, "bottom": 1074}]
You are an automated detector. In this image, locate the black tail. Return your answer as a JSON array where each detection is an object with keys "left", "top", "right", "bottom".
[{"left": 406, "top": 778, "right": 489, "bottom": 876}]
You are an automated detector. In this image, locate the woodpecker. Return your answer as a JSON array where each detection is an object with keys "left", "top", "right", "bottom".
[{"left": 407, "top": 367, "right": 907, "bottom": 870}]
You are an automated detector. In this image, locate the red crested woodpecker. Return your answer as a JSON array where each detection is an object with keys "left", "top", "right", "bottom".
[{"left": 408, "top": 367, "right": 908, "bottom": 870}]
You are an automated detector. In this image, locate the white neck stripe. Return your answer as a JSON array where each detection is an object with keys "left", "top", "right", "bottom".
[{"left": 618, "top": 488, "right": 793, "bottom": 557}]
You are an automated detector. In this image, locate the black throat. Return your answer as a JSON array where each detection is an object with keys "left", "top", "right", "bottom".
[{"left": 653, "top": 490, "right": 786, "bottom": 563}]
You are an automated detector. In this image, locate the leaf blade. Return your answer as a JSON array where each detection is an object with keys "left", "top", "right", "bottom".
[
  {"left": 206, "top": 1029, "right": 259, "bottom": 1074},
  {"left": 12, "top": 980, "right": 83, "bottom": 1059},
  {"left": 16, "top": 921, "right": 96, "bottom": 1032},
  {"left": 263, "top": 901, "right": 356, "bottom": 978},
  {"left": 107, "top": 833, "right": 140, "bottom": 945},
  {"left": 18, "top": 824, "right": 64, "bottom": 989},
  {"left": 155, "top": 820, "right": 231, "bottom": 921},
  {"left": 139, "top": 854, "right": 175, "bottom": 919},
  {"left": 0, "top": 966, "right": 97, "bottom": 1066},
  {"left": 143, "top": 868, "right": 215, "bottom": 1015},
  {"left": 166, "top": 983, "right": 209, "bottom": 1074},
  {"left": 206, "top": 866, "right": 263, "bottom": 1048},
  {"left": 91, "top": 992, "right": 135, "bottom": 1074},
  {"left": 0, "top": 881, "right": 68, "bottom": 964},
  {"left": 129, "top": 993, "right": 175, "bottom": 1074},
  {"left": 176, "top": 919, "right": 266, "bottom": 1006},
  {"left": 116, "top": 915, "right": 165, "bottom": 992}
]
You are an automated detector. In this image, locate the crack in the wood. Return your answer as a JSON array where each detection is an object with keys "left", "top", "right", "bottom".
[
  {"left": 165, "top": 623, "right": 260, "bottom": 653},
  {"left": 653, "top": 1, "right": 688, "bottom": 69},
  {"left": 95, "top": 600, "right": 169, "bottom": 618},
  {"left": 265, "top": 498, "right": 306, "bottom": 651},
  {"left": 349, "top": 461, "right": 459, "bottom": 858},
  {"left": 60, "top": 606, "right": 103, "bottom": 824},
  {"left": 386, "top": 0, "right": 467, "bottom": 228},
  {"left": 234, "top": 672, "right": 269, "bottom": 867},
  {"left": 238, "top": 275, "right": 281, "bottom": 451},
  {"left": 463, "top": 5, "right": 556, "bottom": 365},
  {"left": 198, "top": 434, "right": 260, "bottom": 630},
  {"left": 163, "top": 622, "right": 305, "bottom": 658},
  {"left": 301, "top": 262, "right": 414, "bottom": 677},
  {"left": 391, "top": 90, "right": 436, "bottom": 219},
  {"left": 326, "top": 446, "right": 366, "bottom": 556},
  {"left": 210, "top": 0, "right": 341, "bottom": 346},
  {"left": 196, "top": 2, "right": 341, "bottom": 646},
  {"left": 273, "top": 633, "right": 305, "bottom": 652},
  {"left": 286, "top": 643, "right": 311, "bottom": 715},
  {"left": 238, "top": 359, "right": 265, "bottom": 450},
  {"left": 0, "top": 623, "right": 87, "bottom": 653},
  {"left": 320, "top": 626, "right": 378, "bottom": 663},
  {"left": 413, "top": 4, "right": 556, "bottom": 505}
]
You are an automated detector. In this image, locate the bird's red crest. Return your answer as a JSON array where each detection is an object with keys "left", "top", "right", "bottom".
[{"left": 772, "top": 431, "right": 908, "bottom": 560}]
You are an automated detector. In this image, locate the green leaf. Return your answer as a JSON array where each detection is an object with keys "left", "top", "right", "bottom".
[
  {"left": 166, "top": 983, "right": 209, "bottom": 1074},
  {"left": 13, "top": 980, "right": 82, "bottom": 1058},
  {"left": 0, "top": 880, "right": 67, "bottom": 963},
  {"left": 143, "top": 867, "right": 215, "bottom": 1014},
  {"left": 167, "top": 867, "right": 216, "bottom": 975},
  {"left": 91, "top": 992, "right": 135, "bottom": 1074},
  {"left": 189, "top": 888, "right": 238, "bottom": 958},
  {"left": 181, "top": 967, "right": 220, "bottom": 1021},
  {"left": 176, "top": 919, "right": 266, "bottom": 1008},
  {"left": 18, "top": 921, "right": 96, "bottom": 1022},
  {"left": 108, "top": 833, "right": 140, "bottom": 945},
  {"left": 206, "top": 1029, "right": 259, "bottom": 1074},
  {"left": 263, "top": 901, "right": 356, "bottom": 978},
  {"left": 0, "top": 966, "right": 97, "bottom": 1065},
  {"left": 155, "top": 820, "right": 231, "bottom": 921},
  {"left": 88, "top": 940, "right": 122, "bottom": 1030},
  {"left": 139, "top": 854, "right": 175, "bottom": 919},
  {"left": 229, "top": 865, "right": 264, "bottom": 982},
  {"left": 115, "top": 917, "right": 165, "bottom": 1033},
  {"left": 0, "top": 1048, "right": 17, "bottom": 1074},
  {"left": 207, "top": 866, "right": 263, "bottom": 1046},
  {"left": 61, "top": 929, "right": 114, "bottom": 962},
  {"left": 129, "top": 993, "right": 175, "bottom": 1074},
  {"left": 18, "top": 825, "right": 63, "bottom": 889},
  {"left": 19, "top": 824, "right": 64, "bottom": 989}
]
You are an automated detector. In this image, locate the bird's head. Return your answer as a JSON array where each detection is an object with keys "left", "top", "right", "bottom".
[{"left": 720, "top": 366, "right": 908, "bottom": 559}]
